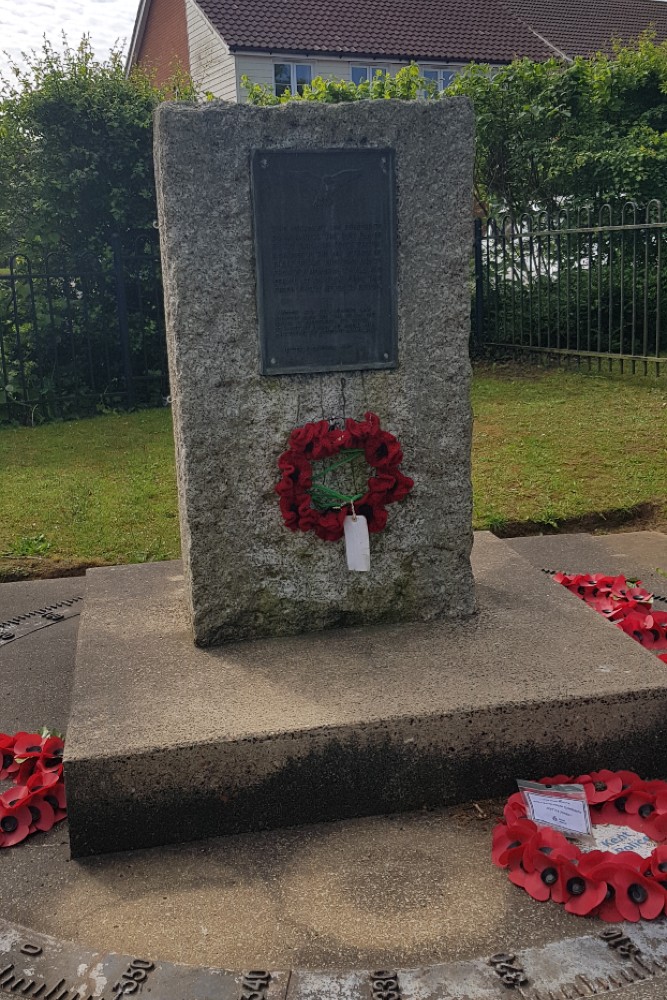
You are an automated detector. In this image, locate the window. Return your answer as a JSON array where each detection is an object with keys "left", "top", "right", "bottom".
[
  {"left": 421, "top": 68, "right": 457, "bottom": 91},
  {"left": 351, "top": 65, "right": 388, "bottom": 85},
  {"left": 274, "top": 63, "right": 312, "bottom": 96}
]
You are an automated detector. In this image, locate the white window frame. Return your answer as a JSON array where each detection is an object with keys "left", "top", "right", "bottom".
[
  {"left": 273, "top": 62, "right": 312, "bottom": 97},
  {"left": 350, "top": 64, "right": 388, "bottom": 85},
  {"left": 421, "top": 67, "right": 457, "bottom": 91}
]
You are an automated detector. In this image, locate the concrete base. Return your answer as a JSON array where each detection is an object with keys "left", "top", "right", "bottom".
[{"left": 65, "top": 532, "right": 667, "bottom": 857}]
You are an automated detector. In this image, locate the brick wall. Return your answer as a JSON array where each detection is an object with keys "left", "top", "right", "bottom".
[{"left": 137, "top": 0, "right": 190, "bottom": 86}]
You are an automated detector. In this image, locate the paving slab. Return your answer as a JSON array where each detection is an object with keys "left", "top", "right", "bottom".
[
  {"left": 505, "top": 531, "right": 667, "bottom": 599},
  {"left": 3, "top": 547, "right": 667, "bottom": 995},
  {"left": 0, "top": 577, "right": 84, "bottom": 733},
  {"left": 65, "top": 531, "right": 667, "bottom": 856},
  {"left": 0, "top": 916, "right": 666, "bottom": 1000}
]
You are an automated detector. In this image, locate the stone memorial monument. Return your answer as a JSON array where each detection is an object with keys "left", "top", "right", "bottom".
[
  {"left": 153, "top": 100, "right": 476, "bottom": 646},
  {"left": 64, "top": 97, "right": 486, "bottom": 855},
  {"left": 64, "top": 98, "right": 667, "bottom": 858}
]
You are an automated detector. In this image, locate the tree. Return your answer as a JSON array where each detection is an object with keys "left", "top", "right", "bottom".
[
  {"left": 245, "top": 37, "right": 667, "bottom": 216},
  {"left": 0, "top": 36, "right": 200, "bottom": 254},
  {"left": 450, "top": 36, "right": 667, "bottom": 215}
]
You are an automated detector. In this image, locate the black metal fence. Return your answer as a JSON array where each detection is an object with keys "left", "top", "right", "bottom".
[
  {"left": 473, "top": 201, "right": 667, "bottom": 374},
  {"left": 4, "top": 204, "right": 666, "bottom": 426},
  {"left": 0, "top": 232, "right": 168, "bottom": 424}
]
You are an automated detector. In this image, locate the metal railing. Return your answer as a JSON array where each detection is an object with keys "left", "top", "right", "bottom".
[
  {"left": 473, "top": 201, "right": 667, "bottom": 374},
  {"left": 0, "top": 233, "right": 168, "bottom": 424}
]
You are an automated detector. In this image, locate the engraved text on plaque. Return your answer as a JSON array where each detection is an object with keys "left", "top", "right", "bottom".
[{"left": 252, "top": 148, "right": 397, "bottom": 375}]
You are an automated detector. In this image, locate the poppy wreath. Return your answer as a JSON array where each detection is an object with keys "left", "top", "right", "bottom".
[
  {"left": 494, "top": 770, "right": 667, "bottom": 921},
  {"left": 276, "top": 412, "right": 414, "bottom": 542},
  {"left": 0, "top": 729, "right": 66, "bottom": 847},
  {"left": 554, "top": 573, "right": 667, "bottom": 664}
]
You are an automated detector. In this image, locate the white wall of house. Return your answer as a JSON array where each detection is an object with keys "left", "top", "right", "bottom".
[
  {"left": 234, "top": 53, "right": 464, "bottom": 102},
  {"left": 186, "top": 0, "right": 238, "bottom": 100},
  {"left": 185, "top": 32, "right": 465, "bottom": 103}
]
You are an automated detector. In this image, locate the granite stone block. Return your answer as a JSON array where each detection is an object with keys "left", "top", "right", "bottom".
[{"left": 153, "top": 100, "right": 476, "bottom": 645}]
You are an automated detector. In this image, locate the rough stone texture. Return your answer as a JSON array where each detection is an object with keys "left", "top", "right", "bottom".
[
  {"left": 65, "top": 532, "right": 667, "bottom": 857},
  {"left": 153, "top": 99, "right": 476, "bottom": 645}
]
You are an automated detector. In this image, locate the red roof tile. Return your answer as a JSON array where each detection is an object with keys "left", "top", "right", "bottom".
[{"left": 195, "top": 0, "right": 553, "bottom": 62}]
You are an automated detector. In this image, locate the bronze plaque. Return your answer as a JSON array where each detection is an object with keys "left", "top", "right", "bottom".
[{"left": 251, "top": 148, "right": 397, "bottom": 375}]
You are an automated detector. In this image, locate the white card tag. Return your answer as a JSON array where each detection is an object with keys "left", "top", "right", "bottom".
[
  {"left": 518, "top": 781, "right": 593, "bottom": 838},
  {"left": 343, "top": 515, "right": 370, "bottom": 572}
]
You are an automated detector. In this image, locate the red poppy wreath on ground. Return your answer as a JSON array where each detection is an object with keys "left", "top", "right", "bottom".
[
  {"left": 555, "top": 573, "right": 667, "bottom": 664},
  {"left": 494, "top": 771, "right": 667, "bottom": 921},
  {"left": 0, "top": 729, "right": 66, "bottom": 847},
  {"left": 275, "top": 412, "right": 414, "bottom": 542}
]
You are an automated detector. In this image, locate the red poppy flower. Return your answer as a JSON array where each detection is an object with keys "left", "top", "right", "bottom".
[
  {"left": 366, "top": 471, "right": 400, "bottom": 499},
  {"left": 578, "top": 850, "right": 614, "bottom": 876},
  {"left": 383, "top": 469, "right": 415, "bottom": 504},
  {"left": 618, "top": 611, "right": 667, "bottom": 648},
  {"left": 595, "top": 794, "right": 634, "bottom": 825},
  {"left": 615, "top": 788, "right": 667, "bottom": 840},
  {"left": 659, "top": 653, "right": 667, "bottom": 664},
  {"left": 313, "top": 509, "right": 347, "bottom": 542},
  {"left": 40, "top": 781, "right": 67, "bottom": 823},
  {"left": 0, "top": 734, "right": 17, "bottom": 780},
  {"left": 363, "top": 433, "right": 403, "bottom": 469},
  {"left": 615, "top": 770, "right": 641, "bottom": 789},
  {"left": 503, "top": 792, "right": 527, "bottom": 824},
  {"left": 491, "top": 819, "right": 537, "bottom": 867},
  {"left": 537, "top": 774, "right": 573, "bottom": 787},
  {"left": 649, "top": 845, "right": 667, "bottom": 885},
  {"left": 626, "top": 789, "right": 658, "bottom": 820},
  {"left": 13, "top": 732, "right": 46, "bottom": 759},
  {"left": 587, "top": 863, "right": 665, "bottom": 922},
  {"left": 12, "top": 733, "right": 63, "bottom": 776},
  {"left": 36, "top": 737, "right": 64, "bottom": 772},
  {"left": 287, "top": 420, "right": 331, "bottom": 459},
  {"left": 345, "top": 412, "right": 380, "bottom": 443},
  {"left": 526, "top": 826, "right": 580, "bottom": 864},
  {"left": 586, "top": 595, "right": 626, "bottom": 619},
  {"left": 576, "top": 770, "right": 623, "bottom": 804},
  {"left": 510, "top": 849, "right": 566, "bottom": 902},
  {"left": 355, "top": 500, "right": 388, "bottom": 534},
  {"left": 556, "top": 859, "right": 607, "bottom": 916},
  {"left": 9, "top": 785, "right": 56, "bottom": 834},
  {"left": 639, "top": 811, "right": 667, "bottom": 843},
  {"left": 0, "top": 790, "right": 33, "bottom": 847}
]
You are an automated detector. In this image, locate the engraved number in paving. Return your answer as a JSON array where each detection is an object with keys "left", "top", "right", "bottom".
[
  {"left": 240, "top": 971, "right": 271, "bottom": 1000},
  {"left": 370, "top": 970, "right": 401, "bottom": 1000},
  {"left": 20, "top": 944, "right": 43, "bottom": 957},
  {"left": 488, "top": 953, "right": 528, "bottom": 988},
  {"left": 112, "top": 959, "right": 155, "bottom": 996}
]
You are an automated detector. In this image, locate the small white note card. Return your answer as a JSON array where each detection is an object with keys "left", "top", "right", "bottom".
[
  {"left": 344, "top": 514, "right": 370, "bottom": 572},
  {"left": 518, "top": 780, "right": 593, "bottom": 838}
]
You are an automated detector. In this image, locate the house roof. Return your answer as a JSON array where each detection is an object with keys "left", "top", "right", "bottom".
[
  {"left": 506, "top": 0, "right": 667, "bottom": 59},
  {"left": 194, "top": 0, "right": 555, "bottom": 63},
  {"left": 127, "top": 0, "right": 667, "bottom": 72}
]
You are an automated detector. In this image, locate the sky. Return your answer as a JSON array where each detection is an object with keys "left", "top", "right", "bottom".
[{"left": 0, "top": 0, "right": 139, "bottom": 76}]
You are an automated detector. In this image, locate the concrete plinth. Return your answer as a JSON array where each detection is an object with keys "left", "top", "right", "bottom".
[{"left": 65, "top": 532, "right": 667, "bottom": 857}]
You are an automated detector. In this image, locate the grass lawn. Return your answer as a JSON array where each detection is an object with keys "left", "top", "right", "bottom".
[{"left": 1, "top": 365, "right": 665, "bottom": 579}]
